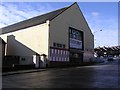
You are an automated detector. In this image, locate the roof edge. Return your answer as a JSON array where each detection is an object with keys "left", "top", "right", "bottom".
[
  {"left": 0, "top": 6, "right": 69, "bottom": 30},
  {"left": 75, "top": 3, "right": 94, "bottom": 36},
  {"left": 49, "top": 2, "right": 77, "bottom": 21}
]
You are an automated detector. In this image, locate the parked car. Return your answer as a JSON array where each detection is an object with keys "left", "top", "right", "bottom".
[
  {"left": 94, "top": 57, "right": 105, "bottom": 63},
  {"left": 107, "top": 55, "right": 113, "bottom": 61}
]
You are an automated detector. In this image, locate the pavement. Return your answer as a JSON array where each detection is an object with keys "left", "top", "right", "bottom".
[
  {"left": 2, "top": 58, "right": 119, "bottom": 76},
  {"left": 2, "top": 65, "right": 98, "bottom": 76},
  {"left": 2, "top": 62, "right": 119, "bottom": 88},
  {"left": 2, "top": 68, "right": 47, "bottom": 76}
]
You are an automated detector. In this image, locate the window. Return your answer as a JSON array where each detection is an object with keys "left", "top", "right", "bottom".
[
  {"left": 61, "top": 50, "right": 63, "bottom": 54},
  {"left": 64, "top": 51, "right": 66, "bottom": 55},
  {"left": 56, "top": 57, "right": 58, "bottom": 61},
  {"left": 63, "top": 44, "right": 65, "bottom": 48},
  {"left": 50, "top": 49, "right": 52, "bottom": 56},
  {"left": 54, "top": 49, "right": 57, "bottom": 54},
  {"left": 57, "top": 43, "right": 61, "bottom": 48},
  {"left": 65, "top": 51, "right": 68, "bottom": 55},
  {"left": 53, "top": 57, "right": 55, "bottom": 61},
  {"left": 69, "top": 27, "right": 82, "bottom": 40},
  {"left": 49, "top": 56, "right": 52, "bottom": 61},
  {"left": 58, "top": 57, "right": 60, "bottom": 61},
  {"left": 61, "top": 57, "right": 63, "bottom": 61},
  {"left": 53, "top": 43, "right": 56, "bottom": 47},
  {"left": 53, "top": 42, "right": 66, "bottom": 49},
  {"left": 51, "top": 49, "right": 54, "bottom": 54},
  {"left": 69, "top": 27, "right": 83, "bottom": 49},
  {"left": 64, "top": 57, "right": 66, "bottom": 61},
  {"left": 59, "top": 44, "right": 62, "bottom": 48},
  {"left": 21, "top": 58, "right": 25, "bottom": 61},
  {"left": 58, "top": 50, "right": 60, "bottom": 54}
]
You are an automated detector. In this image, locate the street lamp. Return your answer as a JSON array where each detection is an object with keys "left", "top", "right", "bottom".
[
  {"left": 94, "top": 29, "right": 103, "bottom": 48},
  {"left": 93, "top": 29, "right": 102, "bottom": 34}
]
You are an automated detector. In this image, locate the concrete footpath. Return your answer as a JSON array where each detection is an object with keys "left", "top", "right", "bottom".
[
  {"left": 2, "top": 68, "right": 47, "bottom": 76},
  {"left": 3, "top": 59, "right": 119, "bottom": 76},
  {"left": 2, "top": 65, "right": 100, "bottom": 76},
  {"left": 2, "top": 63, "right": 95, "bottom": 76}
]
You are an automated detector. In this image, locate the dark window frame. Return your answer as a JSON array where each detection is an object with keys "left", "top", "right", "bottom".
[{"left": 69, "top": 27, "right": 84, "bottom": 50}]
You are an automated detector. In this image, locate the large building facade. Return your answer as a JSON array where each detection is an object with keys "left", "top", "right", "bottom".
[{"left": 0, "top": 3, "right": 94, "bottom": 68}]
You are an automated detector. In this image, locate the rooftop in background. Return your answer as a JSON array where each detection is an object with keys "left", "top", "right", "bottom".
[{"left": 95, "top": 46, "right": 120, "bottom": 51}]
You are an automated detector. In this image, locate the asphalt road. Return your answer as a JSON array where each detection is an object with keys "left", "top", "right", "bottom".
[{"left": 2, "top": 59, "right": 120, "bottom": 88}]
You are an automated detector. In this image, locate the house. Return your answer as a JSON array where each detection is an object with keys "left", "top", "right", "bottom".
[
  {"left": 0, "top": 3, "right": 94, "bottom": 68},
  {"left": 0, "top": 37, "right": 6, "bottom": 62},
  {"left": 94, "top": 46, "right": 120, "bottom": 57}
]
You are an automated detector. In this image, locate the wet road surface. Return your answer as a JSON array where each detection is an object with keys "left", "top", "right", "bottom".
[{"left": 2, "top": 59, "right": 120, "bottom": 88}]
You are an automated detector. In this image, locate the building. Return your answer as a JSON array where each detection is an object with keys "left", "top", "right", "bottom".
[
  {"left": 0, "top": 37, "right": 6, "bottom": 62},
  {"left": 94, "top": 46, "right": 120, "bottom": 57},
  {"left": 0, "top": 3, "right": 94, "bottom": 68}
]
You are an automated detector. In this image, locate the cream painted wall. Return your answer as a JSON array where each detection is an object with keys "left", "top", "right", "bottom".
[
  {"left": 0, "top": 3, "right": 94, "bottom": 65},
  {"left": 0, "top": 39, "right": 2, "bottom": 63},
  {"left": 0, "top": 22, "right": 49, "bottom": 65},
  {"left": 0, "top": 38, "right": 5, "bottom": 62},
  {"left": 49, "top": 3, "right": 94, "bottom": 61}
]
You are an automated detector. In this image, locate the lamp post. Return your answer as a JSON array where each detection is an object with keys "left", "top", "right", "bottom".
[
  {"left": 93, "top": 29, "right": 102, "bottom": 34},
  {"left": 93, "top": 30, "right": 102, "bottom": 48}
]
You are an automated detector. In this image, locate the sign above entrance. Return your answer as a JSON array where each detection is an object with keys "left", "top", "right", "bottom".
[{"left": 69, "top": 27, "right": 83, "bottom": 50}]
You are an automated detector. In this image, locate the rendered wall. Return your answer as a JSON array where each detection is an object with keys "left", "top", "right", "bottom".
[
  {"left": 0, "top": 23, "right": 49, "bottom": 65},
  {"left": 49, "top": 3, "right": 94, "bottom": 62}
]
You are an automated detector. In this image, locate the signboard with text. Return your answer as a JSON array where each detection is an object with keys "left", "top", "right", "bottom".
[{"left": 69, "top": 27, "right": 83, "bottom": 49}]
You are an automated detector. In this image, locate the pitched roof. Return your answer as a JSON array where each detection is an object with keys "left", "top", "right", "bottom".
[
  {"left": 94, "top": 46, "right": 120, "bottom": 51},
  {"left": 0, "top": 7, "right": 68, "bottom": 34}
]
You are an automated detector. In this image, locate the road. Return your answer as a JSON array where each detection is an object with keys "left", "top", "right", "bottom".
[{"left": 2, "top": 59, "right": 120, "bottom": 88}]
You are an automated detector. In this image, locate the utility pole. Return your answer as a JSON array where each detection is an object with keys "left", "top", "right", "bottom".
[{"left": 93, "top": 30, "right": 103, "bottom": 48}]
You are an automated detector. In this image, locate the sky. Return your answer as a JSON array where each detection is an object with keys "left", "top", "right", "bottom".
[{"left": 0, "top": 2, "right": 118, "bottom": 48}]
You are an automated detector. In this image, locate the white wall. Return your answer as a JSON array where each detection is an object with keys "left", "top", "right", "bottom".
[
  {"left": 0, "top": 39, "right": 2, "bottom": 68},
  {"left": 0, "top": 22, "right": 49, "bottom": 65},
  {"left": 49, "top": 3, "right": 94, "bottom": 62}
]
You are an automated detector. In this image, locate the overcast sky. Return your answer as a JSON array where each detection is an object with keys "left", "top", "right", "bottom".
[{"left": 0, "top": 2, "right": 118, "bottom": 48}]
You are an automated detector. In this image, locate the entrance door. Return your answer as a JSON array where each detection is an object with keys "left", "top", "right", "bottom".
[{"left": 70, "top": 52, "right": 83, "bottom": 64}]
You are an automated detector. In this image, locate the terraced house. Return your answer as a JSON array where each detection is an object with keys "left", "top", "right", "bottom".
[{"left": 0, "top": 3, "right": 94, "bottom": 68}]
